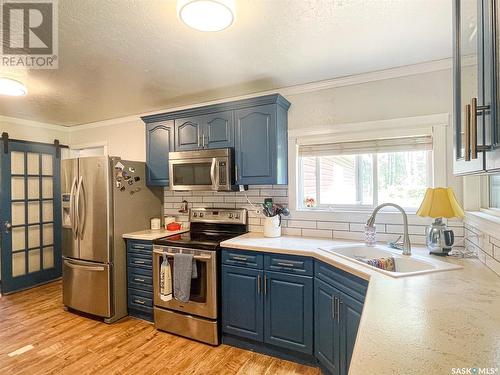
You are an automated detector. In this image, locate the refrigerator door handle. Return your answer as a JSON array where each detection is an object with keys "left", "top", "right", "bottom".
[
  {"left": 77, "top": 176, "right": 86, "bottom": 239},
  {"left": 64, "top": 260, "right": 105, "bottom": 272},
  {"left": 69, "top": 176, "right": 78, "bottom": 239}
]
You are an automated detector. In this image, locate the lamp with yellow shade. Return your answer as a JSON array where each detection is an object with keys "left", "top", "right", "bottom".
[{"left": 416, "top": 187, "right": 465, "bottom": 256}]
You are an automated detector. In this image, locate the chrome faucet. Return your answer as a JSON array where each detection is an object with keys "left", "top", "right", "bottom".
[{"left": 366, "top": 203, "right": 412, "bottom": 256}]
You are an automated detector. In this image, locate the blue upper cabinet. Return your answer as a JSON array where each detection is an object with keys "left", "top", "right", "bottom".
[
  {"left": 453, "top": 0, "right": 500, "bottom": 174},
  {"left": 145, "top": 121, "right": 174, "bottom": 186},
  {"left": 204, "top": 111, "right": 234, "bottom": 149},
  {"left": 142, "top": 94, "right": 290, "bottom": 186},
  {"left": 264, "top": 271, "right": 313, "bottom": 355},
  {"left": 235, "top": 101, "right": 289, "bottom": 185},
  {"left": 175, "top": 116, "right": 204, "bottom": 151}
]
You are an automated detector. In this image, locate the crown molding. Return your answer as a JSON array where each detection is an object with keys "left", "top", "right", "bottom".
[
  {"left": 288, "top": 113, "right": 450, "bottom": 139},
  {"left": 3, "top": 57, "right": 460, "bottom": 132},
  {"left": 0, "top": 115, "right": 70, "bottom": 132}
]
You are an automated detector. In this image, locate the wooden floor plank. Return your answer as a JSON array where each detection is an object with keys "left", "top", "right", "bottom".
[{"left": 0, "top": 281, "right": 320, "bottom": 375}]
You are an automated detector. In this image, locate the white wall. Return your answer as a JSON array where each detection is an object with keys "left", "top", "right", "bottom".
[{"left": 0, "top": 117, "right": 69, "bottom": 144}]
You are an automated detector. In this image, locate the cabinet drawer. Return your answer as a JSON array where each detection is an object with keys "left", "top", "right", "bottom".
[
  {"left": 315, "top": 260, "right": 368, "bottom": 302},
  {"left": 129, "top": 288, "right": 153, "bottom": 309},
  {"left": 264, "top": 253, "right": 313, "bottom": 276},
  {"left": 128, "top": 253, "right": 153, "bottom": 269},
  {"left": 130, "top": 242, "right": 152, "bottom": 251},
  {"left": 128, "top": 272, "right": 153, "bottom": 292},
  {"left": 222, "top": 249, "right": 263, "bottom": 269}
]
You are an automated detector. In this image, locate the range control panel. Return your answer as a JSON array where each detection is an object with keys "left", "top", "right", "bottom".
[{"left": 189, "top": 208, "right": 247, "bottom": 225}]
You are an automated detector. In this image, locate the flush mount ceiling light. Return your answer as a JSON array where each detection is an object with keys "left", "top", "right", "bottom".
[
  {"left": 177, "top": 0, "right": 235, "bottom": 32},
  {"left": 0, "top": 78, "right": 27, "bottom": 96}
]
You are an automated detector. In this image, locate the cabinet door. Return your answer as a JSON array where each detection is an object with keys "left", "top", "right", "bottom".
[
  {"left": 486, "top": 0, "right": 500, "bottom": 171},
  {"left": 175, "top": 116, "right": 203, "bottom": 151},
  {"left": 146, "top": 121, "right": 174, "bottom": 186},
  {"left": 264, "top": 271, "right": 313, "bottom": 354},
  {"left": 204, "top": 111, "right": 234, "bottom": 149},
  {"left": 453, "top": 0, "right": 485, "bottom": 174},
  {"left": 234, "top": 105, "right": 276, "bottom": 184},
  {"left": 338, "top": 292, "right": 363, "bottom": 375},
  {"left": 315, "top": 278, "right": 340, "bottom": 375},
  {"left": 222, "top": 265, "right": 264, "bottom": 341}
]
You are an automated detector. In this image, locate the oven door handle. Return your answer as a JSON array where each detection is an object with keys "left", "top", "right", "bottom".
[
  {"left": 210, "top": 157, "right": 218, "bottom": 190},
  {"left": 153, "top": 249, "right": 212, "bottom": 260}
]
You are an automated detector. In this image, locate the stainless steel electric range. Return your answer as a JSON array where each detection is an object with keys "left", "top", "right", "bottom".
[{"left": 152, "top": 208, "right": 248, "bottom": 345}]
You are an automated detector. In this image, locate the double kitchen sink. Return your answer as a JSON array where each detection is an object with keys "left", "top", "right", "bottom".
[{"left": 319, "top": 244, "right": 462, "bottom": 278}]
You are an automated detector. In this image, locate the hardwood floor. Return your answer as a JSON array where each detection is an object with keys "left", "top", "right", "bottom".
[{"left": 0, "top": 282, "right": 320, "bottom": 375}]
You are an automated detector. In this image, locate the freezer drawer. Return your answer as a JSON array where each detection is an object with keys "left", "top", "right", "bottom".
[{"left": 63, "top": 258, "right": 112, "bottom": 318}]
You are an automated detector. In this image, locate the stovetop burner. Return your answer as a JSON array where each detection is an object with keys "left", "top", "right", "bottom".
[{"left": 153, "top": 208, "right": 248, "bottom": 250}]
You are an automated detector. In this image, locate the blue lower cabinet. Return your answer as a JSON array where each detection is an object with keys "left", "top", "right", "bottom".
[
  {"left": 126, "top": 240, "right": 154, "bottom": 322},
  {"left": 221, "top": 250, "right": 366, "bottom": 374},
  {"left": 264, "top": 271, "right": 313, "bottom": 354},
  {"left": 222, "top": 265, "right": 264, "bottom": 341},
  {"left": 315, "top": 279, "right": 341, "bottom": 375},
  {"left": 338, "top": 292, "right": 363, "bottom": 375}
]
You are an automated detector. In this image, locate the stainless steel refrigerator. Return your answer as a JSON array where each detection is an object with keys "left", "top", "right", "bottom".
[{"left": 61, "top": 156, "right": 162, "bottom": 323}]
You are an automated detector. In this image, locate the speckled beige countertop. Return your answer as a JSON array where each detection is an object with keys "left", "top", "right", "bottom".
[
  {"left": 220, "top": 232, "right": 500, "bottom": 375},
  {"left": 122, "top": 228, "right": 188, "bottom": 241}
]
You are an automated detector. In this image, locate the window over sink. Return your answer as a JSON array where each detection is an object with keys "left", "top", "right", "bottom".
[{"left": 298, "top": 136, "right": 433, "bottom": 211}]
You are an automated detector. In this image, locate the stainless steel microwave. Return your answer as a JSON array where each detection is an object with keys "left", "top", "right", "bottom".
[{"left": 169, "top": 148, "right": 235, "bottom": 191}]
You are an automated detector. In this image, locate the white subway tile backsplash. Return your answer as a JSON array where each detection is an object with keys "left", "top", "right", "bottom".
[
  {"left": 385, "top": 224, "right": 426, "bottom": 236},
  {"left": 317, "top": 221, "right": 349, "bottom": 231},
  {"left": 288, "top": 220, "right": 316, "bottom": 229},
  {"left": 163, "top": 186, "right": 467, "bottom": 260},
  {"left": 301, "top": 229, "right": 333, "bottom": 238},
  {"left": 282, "top": 227, "right": 302, "bottom": 236},
  {"left": 202, "top": 196, "right": 225, "bottom": 203}
]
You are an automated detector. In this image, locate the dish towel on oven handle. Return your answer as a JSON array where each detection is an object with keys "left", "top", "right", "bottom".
[
  {"left": 173, "top": 253, "right": 193, "bottom": 303},
  {"left": 160, "top": 252, "right": 172, "bottom": 302}
]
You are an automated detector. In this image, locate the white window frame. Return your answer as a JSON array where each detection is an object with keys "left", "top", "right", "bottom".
[
  {"left": 297, "top": 150, "right": 433, "bottom": 211},
  {"left": 288, "top": 114, "right": 450, "bottom": 221}
]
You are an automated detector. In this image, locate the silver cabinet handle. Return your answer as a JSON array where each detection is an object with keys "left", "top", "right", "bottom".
[
  {"left": 134, "top": 260, "right": 145, "bottom": 264},
  {"left": 257, "top": 274, "right": 261, "bottom": 295},
  {"left": 134, "top": 278, "right": 145, "bottom": 282},
  {"left": 338, "top": 300, "right": 343, "bottom": 323},
  {"left": 277, "top": 262, "right": 295, "bottom": 267},
  {"left": 264, "top": 275, "right": 268, "bottom": 295},
  {"left": 202, "top": 134, "right": 207, "bottom": 148},
  {"left": 134, "top": 299, "right": 145, "bottom": 305},
  {"left": 232, "top": 256, "right": 248, "bottom": 261},
  {"left": 333, "top": 297, "right": 339, "bottom": 322},
  {"left": 464, "top": 104, "right": 471, "bottom": 161},
  {"left": 471, "top": 97, "right": 478, "bottom": 160},
  {"left": 4, "top": 221, "right": 12, "bottom": 233},
  {"left": 198, "top": 135, "right": 201, "bottom": 148},
  {"left": 235, "top": 165, "right": 239, "bottom": 181}
]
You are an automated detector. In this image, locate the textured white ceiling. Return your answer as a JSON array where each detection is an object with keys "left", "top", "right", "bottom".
[{"left": 0, "top": 0, "right": 452, "bottom": 126}]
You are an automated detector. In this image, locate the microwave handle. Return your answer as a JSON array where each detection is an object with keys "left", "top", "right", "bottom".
[{"left": 210, "top": 158, "right": 218, "bottom": 190}]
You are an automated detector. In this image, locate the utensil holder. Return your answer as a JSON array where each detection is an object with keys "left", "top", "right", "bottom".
[{"left": 263, "top": 215, "right": 281, "bottom": 238}]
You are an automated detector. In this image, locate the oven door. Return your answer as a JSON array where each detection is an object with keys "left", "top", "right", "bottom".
[{"left": 153, "top": 247, "right": 217, "bottom": 319}]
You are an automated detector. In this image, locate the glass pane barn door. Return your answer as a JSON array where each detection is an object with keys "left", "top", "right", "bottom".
[{"left": 1, "top": 141, "right": 61, "bottom": 294}]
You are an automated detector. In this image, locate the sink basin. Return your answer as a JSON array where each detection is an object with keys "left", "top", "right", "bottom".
[{"left": 319, "top": 244, "right": 462, "bottom": 277}]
